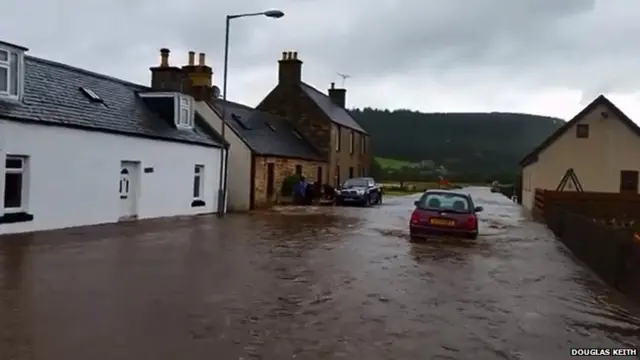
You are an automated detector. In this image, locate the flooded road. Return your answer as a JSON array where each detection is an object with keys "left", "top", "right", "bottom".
[{"left": 1, "top": 187, "right": 639, "bottom": 359}]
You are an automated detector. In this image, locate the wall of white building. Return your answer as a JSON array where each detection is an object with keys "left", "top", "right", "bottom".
[
  {"left": 194, "top": 102, "right": 252, "bottom": 211},
  {"left": 0, "top": 119, "right": 223, "bottom": 234}
]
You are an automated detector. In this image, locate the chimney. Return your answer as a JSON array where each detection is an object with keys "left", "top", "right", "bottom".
[
  {"left": 182, "top": 51, "right": 213, "bottom": 101},
  {"left": 278, "top": 50, "right": 303, "bottom": 85},
  {"left": 328, "top": 82, "right": 346, "bottom": 108},
  {"left": 150, "top": 48, "right": 186, "bottom": 92}
]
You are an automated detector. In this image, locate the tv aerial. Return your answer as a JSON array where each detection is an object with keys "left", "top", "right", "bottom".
[{"left": 337, "top": 72, "right": 351, "bottom": 87}]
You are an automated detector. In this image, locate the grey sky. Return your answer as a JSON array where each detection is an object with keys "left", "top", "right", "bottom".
[{"left": 2, "top": 0, "right": 640, "bottom": 120}]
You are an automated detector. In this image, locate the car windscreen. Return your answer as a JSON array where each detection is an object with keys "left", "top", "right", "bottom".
[
  {"left": 342, "top": 179, "right": 368, "bottom": 188},
  {"left": 416, "top": 192, "right": 471, "bottom": 213}
]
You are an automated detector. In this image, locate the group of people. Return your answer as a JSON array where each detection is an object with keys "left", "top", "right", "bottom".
[{"left": 292, "top": 176, "right": 335, "bottom": 205}]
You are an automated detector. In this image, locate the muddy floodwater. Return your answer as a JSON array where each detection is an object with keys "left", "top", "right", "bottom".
[{"left": 1, "top": 187, "right": 639, "bottom": 359}]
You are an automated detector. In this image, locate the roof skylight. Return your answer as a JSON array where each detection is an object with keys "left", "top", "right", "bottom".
[{"left": 80, "top": 87, "right": 103, "bottom": 102}]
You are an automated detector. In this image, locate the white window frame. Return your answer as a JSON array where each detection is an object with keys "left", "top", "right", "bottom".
[
  {"left": 177, "top": 95, "right": 194, "bottom": 129},
  {"left": 193, "top": 164, "right": 204, "bottom": 200},
  {"left": 0, "top": 45, "right": 25, "bottom": 102},
  {"left": 4, "top": 155, "right": 28, "bottom": 213}
]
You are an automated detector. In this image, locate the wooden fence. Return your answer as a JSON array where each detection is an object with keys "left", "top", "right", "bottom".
[
  {"left": 533, "top": 188, "right": 640, "bottom": 222},
  {"left": 534, "top": 188, "right": 640, "bottom": 300},
  {"left": 545, "top": 204, "right": 640, "bottom": 299}
]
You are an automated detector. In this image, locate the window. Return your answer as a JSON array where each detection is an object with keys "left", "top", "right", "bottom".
[
  {"left": 193, "top": 165, "right": 204, "bottom": 199},
  {"left": 335, "top": 165, "right": 340, "bottom": 187},
  {"left": 316, "top": 166, "right": 323, "bottom": 183},
  {"left": 348, "top": 166, "right": 354, "bottom": 178},
  {"left": 620, "top": 170, "right": 639, "bottom": 192},
  {"left": 295, "top": 165, "right": 303, "bottom": 176},
  {"left": 335, "top": 126, "right": 341, "bottom": 152},
  {"left": 349, "top": 131, "right": 354, "bottom": 154},
  {"left": 360, "top": 135, "right": 367, "bottom": 155},
  {"left": 177, "top": 96, "right": 193, "bottom": 128},
  {"left": 119, "top": 168, "right": 130, "bottom": 199},
  {"left": 80, "top": 87, "right": 103, "bottom": 102},
  {"left": 576, "top": 124, "right": 589, "bottom": 138},
  {"left": 342, "top": 178, "right": 367, "bottom": 187},
  {"left": 4, "top": 156, "right": 27, "bottom": 212},
  {"left": 0, "top": 46, "right": 24, "bottom": 101},
  {"left": 416, "top": 192, "right": 472, "bottom": 213}
]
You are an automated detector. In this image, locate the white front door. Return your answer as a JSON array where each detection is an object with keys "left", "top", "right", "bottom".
[{"left": 119, "top": 162, "right": 138, "bottom": 219}]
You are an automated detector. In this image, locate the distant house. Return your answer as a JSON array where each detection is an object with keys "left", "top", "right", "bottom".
[
  {"left": 520, "top": 95, "right": 640, "bottom": 210},
  {"left": 207, "top": 100, "right": 326, "bottom": 210},
  {"left": 257, "top": 51, "right": 371, "bottom": 187},
  {"left": 0, "top": 42, "right": 227, "bottom": 234}
]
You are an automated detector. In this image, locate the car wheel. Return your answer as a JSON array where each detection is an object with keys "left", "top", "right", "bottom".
[{"left": 466, "top": 233, "right": 478, "bottom": 240}]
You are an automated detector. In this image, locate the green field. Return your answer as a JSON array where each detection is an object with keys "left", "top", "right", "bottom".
[{"left": 374, "top": 157, "right": 419, "bottom": 169}]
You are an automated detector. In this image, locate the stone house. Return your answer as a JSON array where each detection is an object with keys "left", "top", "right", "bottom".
[
  {"left": 257, "top": 51, "right": 371, "bottom": 187},
  {"left": 0, "top": 42, "right": 227, "bottom": 234},
  {"left": 210, "top": 100, "right": 326, "bottom": 209},
  {"left": 520, "top": 95, "right": 640, "bottom": 210}
]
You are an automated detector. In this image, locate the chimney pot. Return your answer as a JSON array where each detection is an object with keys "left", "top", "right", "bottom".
[
  {"left": 330, "top": 82, "right": 335, "bottom": 89},
  {"left": 278, "top": 50, "right": 303, "bottom": 85},
  {"left": 188, "top": 51, "right": 195, "bottom": 66},
  {"left": 198, "top": 53, "right": 205, "bottom": 66},
  {"left": 160, "top": 48, "right": 170, "bottom": 67}
]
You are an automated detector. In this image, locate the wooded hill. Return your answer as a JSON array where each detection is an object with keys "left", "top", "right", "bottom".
[{"left": 351, "top": 108, "right": 564, "bottom": 183}]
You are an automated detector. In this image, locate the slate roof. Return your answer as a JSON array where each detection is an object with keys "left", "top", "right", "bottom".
[
  {"left": 520, "top": 95, "right": 640, "bottom": 167},
  {"left": 211, "top": 100, "right": 323, "bottom": 161},
  {"left": 300, "top": 82, "right": 367, "bottom": 134},
  {"left": 0, "top": 56, "right": 224, "bottom": 147}
]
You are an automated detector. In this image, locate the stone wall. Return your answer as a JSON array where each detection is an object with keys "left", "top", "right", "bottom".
[
  {"left": 253, "top": 155, "right": 327, "bottom": 208},
  {"left": 330, "top": 124, "right": 371, "bottom": 187},
  {"left": 258, "top": 85, "right": 372, "bottom": 187}
]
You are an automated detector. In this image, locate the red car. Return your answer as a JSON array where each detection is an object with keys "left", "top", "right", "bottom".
[{"left": 409, "top": 189, "right": 483, "bottom": 240}]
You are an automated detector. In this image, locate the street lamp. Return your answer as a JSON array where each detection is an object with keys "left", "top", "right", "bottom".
[{"left": 217, "top": 9, "right": 285, "bottom": 218}]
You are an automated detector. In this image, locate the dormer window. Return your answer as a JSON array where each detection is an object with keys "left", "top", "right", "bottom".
[
  {"left": 137, "top": 91, "right": 195, "bottom": 130},
  {"left": 176, "top": 95, "right": 194, "bottom": 128},
  {"left": 0, "top": 42, "right": 26, "bottom": 102}
]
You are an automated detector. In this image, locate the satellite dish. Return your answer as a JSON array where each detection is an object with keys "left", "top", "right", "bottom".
[{"left": 212, "top": 85, "right": 221, "bottom": 98}]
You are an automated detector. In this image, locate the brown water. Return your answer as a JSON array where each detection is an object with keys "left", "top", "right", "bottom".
[{"left": 0, "top": 188, "right": 638, "bottom": 359}]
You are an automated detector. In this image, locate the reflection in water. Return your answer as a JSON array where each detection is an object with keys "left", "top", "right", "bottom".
[
  {"left": 0, "top": 189, "right": 637, "bottom": 359},
  {"left": 0, "top": 238, "right": 33, "bottom": 359}
]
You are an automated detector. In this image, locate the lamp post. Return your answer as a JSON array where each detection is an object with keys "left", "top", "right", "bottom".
[{"left": 217, "top": 9, "right": 285, "bottom": 218}]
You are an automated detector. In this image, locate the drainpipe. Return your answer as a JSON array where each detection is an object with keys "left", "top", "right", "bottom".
[{"left": 221, "top": 144, "right": 230, "bottom": 213}]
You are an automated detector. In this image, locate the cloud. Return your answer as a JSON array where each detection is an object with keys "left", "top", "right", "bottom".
[{"left": 2, "top": 0, "right": 640, "bottom": 120}]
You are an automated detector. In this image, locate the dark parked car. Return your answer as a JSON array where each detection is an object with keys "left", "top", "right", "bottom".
[
  {"left": 335, "top": 177, "right": 382, "bottom": 206},
  {"left": 409, "top": 189, "right": 483, "bottom": 240}
]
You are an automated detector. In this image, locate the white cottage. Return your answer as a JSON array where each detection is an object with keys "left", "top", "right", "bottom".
[{"left": 0, "top": 41, "right": 227, "bottom": 235}]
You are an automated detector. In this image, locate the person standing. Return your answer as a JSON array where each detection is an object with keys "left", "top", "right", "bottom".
[{"left": 293, "top": 176, "right": 307, "bottom": 205}]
